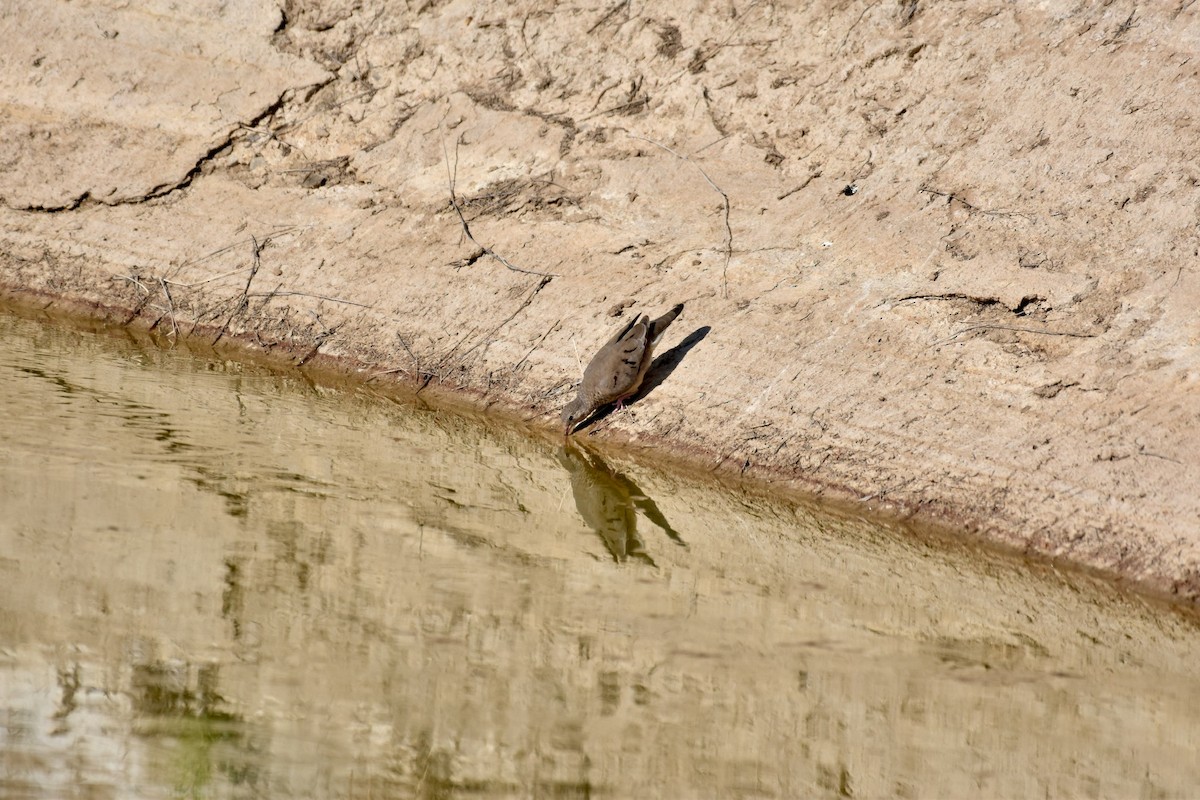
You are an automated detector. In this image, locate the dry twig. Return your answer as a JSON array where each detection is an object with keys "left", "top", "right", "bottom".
[
  {"left": 158, "top": 277, "right": 179, "bottom": 339},
  {"left": 116, "top": 274, "right": 150, "bottom": 295},
  {"left": 626, "top": 133, "right": 734, "bottom": 296},
  {"left": 443, "top": 137, "right": 557, "bottom": 278},
  {"left": 587, "top": 0, "right": 631, "bottom": 34},
  {"left": 246, "top": 290, "right": 371, "bottom": 308},
  {"left": 453, "top": 275, "right": 553, "bottom": 369},
  {"left": 933, "top": 324, "right": 1097, "bottom": 347},
  {"left": 212, "top": 236, "right": 263, "bottom": 345}
]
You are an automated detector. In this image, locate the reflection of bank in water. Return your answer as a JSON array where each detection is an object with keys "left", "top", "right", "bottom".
[{"left": 557, "top": 441, "right": 685, "bottom": 565}]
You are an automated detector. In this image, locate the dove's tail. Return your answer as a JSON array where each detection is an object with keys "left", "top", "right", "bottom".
[{"left": 648, "top": 303, "right": 684, "bottom": 345}]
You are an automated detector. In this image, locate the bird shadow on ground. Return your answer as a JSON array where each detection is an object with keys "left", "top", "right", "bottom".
[
  {"left": 580, "top": 325, "right": 711, "bottom": 431},
  {"left": 637, "top": 325, "right": 711, "bottom": 400}
]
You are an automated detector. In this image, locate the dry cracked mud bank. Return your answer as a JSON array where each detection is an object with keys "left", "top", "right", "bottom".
[{"left": 2, "top": 0, "right": 1198, "bottom": 601}]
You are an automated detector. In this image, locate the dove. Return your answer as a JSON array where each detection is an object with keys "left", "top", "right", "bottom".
[{"left": 561, "top": 303, "right": 683, "bottom": 435}]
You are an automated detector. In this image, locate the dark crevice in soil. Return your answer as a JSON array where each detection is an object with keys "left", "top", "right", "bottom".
[
  {"left": 897, "top": 292, "right": 1033, "bottom": 314},
  {"left": 10, "top": 83, "right": 333, "bottom": 215}
]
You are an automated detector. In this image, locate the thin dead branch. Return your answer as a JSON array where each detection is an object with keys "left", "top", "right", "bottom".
[
  {"left": 918, "top": 185, "right": 1032, "bottom": 220},
  {"left": 588, "top": 0, "right": 631, "bottom": 34},
  {"left": 838, "top": 0, "right": 882, "bottom": 53},
  {"left": 443, "top": 137, "right": 558, "bottom": 278},
  {"left": 676, "top": 0, "right": 768, "bottom": 79},
  {"left": 1102, "top": 10, "right": 1137, "bottom": 46},
  {"left": 246, "top": 290, "right": 372, "bottom": 308},
  {"left": 512, "top": 319, "right": 561, "bottom": 375},
  {"left": 212, "top": 236, "right": 263, "bottom": 346},
  {"left": 253, "top": 282, "right": 283, "bottom": 314},
  {"left": 777, "top": 170, "right": 822, "bottom": 200},
  {"left": 396, "top": 332, "right": 421, "bottom": 369},
  {"left": 454, "top": 275, "right": 553, "bottom": 368},
  {"left": 163, "top": 267, "right": 247, "bottom": 289},
  {"left": 626, "top": 133, "right": 734, "bottom": 297},
  {"left": 116, "top": 274, "right": 151, "bottom": 295},
  {"left": 172, "top": 225, "right": 307, "bottom": 275},
  {"left": 367, "top": 333, "right": 436, "bottom": 386},
  {"left": 934, "top": 324, "right": 1097, "bottom": 347},
  {"left": 295, "top": 313, "right": 341, "bottom": 367},
  {"left": 578, "top": 96, "right": 650, "bottom": 122},
  {"left": 158, "top": 278, "right": 179, "bottom": 339}
]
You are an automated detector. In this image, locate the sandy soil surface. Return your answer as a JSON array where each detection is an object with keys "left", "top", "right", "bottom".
[{"left": 2, "top": 0, "right": 1198, "bottom": 599}]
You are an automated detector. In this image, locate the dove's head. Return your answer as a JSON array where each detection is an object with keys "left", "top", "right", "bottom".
[{"left": 561, "top": 396, "right": 590, "bottom": 436}]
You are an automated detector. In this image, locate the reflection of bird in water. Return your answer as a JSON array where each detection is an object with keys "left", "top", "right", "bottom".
[{"left": 556, "top": 440, "right": 685, "bottom": 565}]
